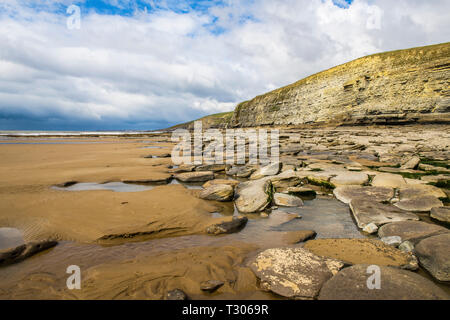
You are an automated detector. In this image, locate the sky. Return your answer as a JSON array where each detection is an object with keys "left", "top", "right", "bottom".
[{"left": 0, "top": 0, "right": 449, "bottom": 130}]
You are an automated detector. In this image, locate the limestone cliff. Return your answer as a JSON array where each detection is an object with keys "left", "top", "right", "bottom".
[{"left": 230, "top": 42, "right": 450, "bottom": 127}]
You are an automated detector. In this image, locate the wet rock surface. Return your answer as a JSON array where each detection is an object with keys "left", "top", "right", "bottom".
[
  {"left": 319, "top": 265, "right": 449, "bottom": 300},
  {"left": 304, "top": 239, "right": 418, "bottom": 270},
  {"left": 349, "top": 199, "right": 419, "bottom": 229},
  {"left": 415, "top": 233, "right": 450, "bottom": 282},
  {"left": 378, "top": 221, "right": 449, "bottom": 244},
  {"left": 249, "top": 247, "right": 344, "bottom": 299},
  {"left": 206, "top": 216, "right": 248, "bottom": 235}
]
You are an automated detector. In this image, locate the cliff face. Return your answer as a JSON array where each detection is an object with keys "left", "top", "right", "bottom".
[{"left": 230, "top": 43, "right": 450, "bottom": 127}]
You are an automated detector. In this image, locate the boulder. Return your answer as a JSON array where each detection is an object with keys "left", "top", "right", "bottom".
[
  {"left": 415, "top": 233, "right": 450, "bottom": 282},
  {"left": 199, "top": 184, "right": 234, "bottom": 202},
  {"left": 349, "top": 199, "right": 419, "bottom": 229},
  {"left": 206, "top": 216, "right": 248, "bottom": 235},
  {"left": 394, "top": 196, "right": 443, "bottom": 212},
  {"left": 226, "top": 166, "right": 256, "bottom": 178},
  {"left": 330, "top": 172, "right": 369, "bottom": 187},
  {"left": 235, "top": 179, "right": 272, "bottom": 213},
  {"left": 175, "top": 171, "right": 214, "bottom": 182},
  {"left": 378, "top": 221, "right": 449, "bottom": 244},
  {"left": 304, "top": 239, "right": 418, "bottom": 270},
  {"left": 371, "top": 173, "right": 407, "bottom": 188},
  {"left": 0, "top": 240, "right": 58, "bottom": 267},
  {"left": 431, "top": 206, "right": 450, "bottom": 223},
  {"left": 333, "top": 186, "right": 394, "bottom": 204},
  {"left": 399, "top": 241, "right": 415, "bottom": 253},
  {"left": 318, "top": 265, "right": 449, "bottom": 300},
  {"left": 249, "top": 247, "right": 344, "bottom": 299},
  {"left": 273, "top": 193, "right": 304, "bottom": 207}
]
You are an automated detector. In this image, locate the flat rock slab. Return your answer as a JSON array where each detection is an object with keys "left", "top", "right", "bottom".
[
  {"left": 235, "top": 179, "right": 272, "bottom": 213},
  {"left": 394, "top": 196, "right": 443, "bottom": 212},
  {"left": 318, "top": 265, "right": 449, "bottom": 300},
  {"left": 206, "top": 216, "right": 248, "bottom": 235},
  {"left": 304, "top": 239, "right": 418, "bottom": 270},
  {"left": 199, "top": 184, "right": 234, "bottom": 202},
  {"left": 415, "top": 233, "right": 450, "bottom": 282},
  {"left": 378, "top": 221, "right": 450, "bottom": 244},
  {"left": 202, "top": 179, "right": 240, "bottom": 189},
  {"left": 175, "top": 171, "right": 214, "bottom": 182},
  {"left": 431, "top": 206, "right": 450, "bottom": 223},
  {"left": 281, "top": 231, "right": 316, "bottom": 244},
  {"left": 349, "top": 199, "right": 419, "bottom": 229},
  {"left": 333, "top": 186, "right": 394, "bottom": 204},
  {"left": 0, "top": 240, "right": 58, "bottom": 267},
  {"left": 330, "top": 172, "right": 369, "bottom": 187},
  {"left": 273, "top": 193, "right": 304, "bottom": 207},
  {"left": 398, "top": 185, "right": 447, "bottom": 200},
  {"left": 249, "top": 247, "right": 344, "bottom": 299},
  {"left": 371, "top": 173, "right": 407, "bottom": 188}
]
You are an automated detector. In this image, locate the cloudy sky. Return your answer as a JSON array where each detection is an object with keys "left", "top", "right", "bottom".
[{"left": 0, "top": 0, "right": 449, "bottom": 130}]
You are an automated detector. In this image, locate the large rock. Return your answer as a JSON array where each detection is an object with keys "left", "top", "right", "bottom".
[
  {"left": 431, "top": 206, "right": 450, "bottom": 223},
  {"left": 249, "top": 247, "right": 344, "bottom": 299},
  {"left": 330, "top": 172, "right": 369, "bottom": 187},
  {"left": 349, "top": 199, "right": 419, "bottom": 229},
  {"left": 199, "top": 184, "right": 234, "bottom": 202},
  {"left": 250, "top": 162, "right": 281, "bottom": 180},
  {"left": 235, "top": 179, "right": 272, "bottom": 213},
  {"left": 371, "top": 173, "right": 407, "bottom": 188},
  {"left": 0, "top": 240, "right": 58, "bottom": 267},
  {"left": 304, "top": 239, "right": 418, "bottom": 270},
  {"left": 398, "top": 185, "right": 447, "bottom": 200},
  {"left": 378, "top": 221, "right": 449, "bottom": 244},
  {"left": 175, "top": 171, "right": 214, "bottom": 182},
  {"left": 318, "top": 265, "right": 449, "bottom": 300},
  {"left": 333, "top": 186, "right": 394, "bottom": 204},
  {"left": 273, "top": 193, "right": 304, "bottom": 207},
  {"left": 394, "top": 196, "right": 443, "bottom": 212},
  {"left": 206, "top": 216, "right": 248, "bottom": 235},
  {"left": 415, "top": 233, "right": 450, "bottom": 282}
]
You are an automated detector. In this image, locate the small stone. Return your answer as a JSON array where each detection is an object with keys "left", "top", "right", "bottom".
[
  {"left": 380, "top": 236, "right": 402, "bottom": 247},
  {"left": 166, "top": 289, "right": 188, "bottom": 300},
  {"left": 401, "top": 156, "right": 421, "bottom": 169},
  {"left": 206, "top": 216, "right": 248, "bottom": 235},
  {"left": 200, "top": 280, "right": 224, "bottom": 292},
  {"left": 363, "top": 223, "right": 378, "bottom": 234},
  {"left": 399, "top": 241, "right": 414, "bottom": 253}
]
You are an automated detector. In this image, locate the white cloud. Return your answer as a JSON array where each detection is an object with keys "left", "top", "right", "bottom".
[{"left": 0, "top": 0, "right": 449, "bottom": 129}]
